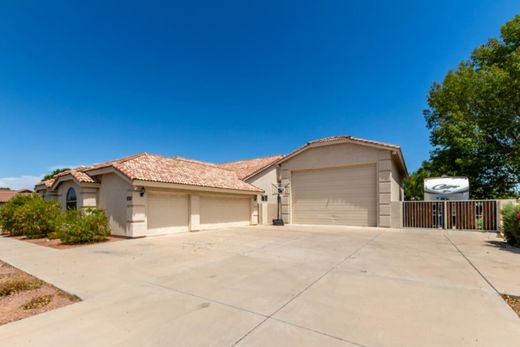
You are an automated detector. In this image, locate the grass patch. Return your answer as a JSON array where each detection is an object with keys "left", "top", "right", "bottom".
[
  {"left": 502, "top": 294, "right": 520, "bottom": 317},
  {"left": 56, "top": 289, "right": 80, "bottom": 302},
  {"left": 0, "top": 276, "right": 43, "bottom": 297},
  {"left": 21, "top": 295, "right": 53, "bottom": 310}
]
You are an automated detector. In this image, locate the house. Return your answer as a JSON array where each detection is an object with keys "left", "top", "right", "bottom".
[
  {"left": 35, "top": 136, "right": 407, "bottom": 237},
  {"left": 0, "top": 189, "right": 32, "bottom": 206}
]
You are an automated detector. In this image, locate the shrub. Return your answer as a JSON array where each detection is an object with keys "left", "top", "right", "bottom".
[
  {"left": 21, "top": 295, "right": 53, "bottom": 310},
  {"left": 0, "top": 194, "right": 38, "bottom": 235},
  {"left": 12, "top": 198, "right": 62, "bottom": 239},
  {"left": 0, "top": 275, "right": 43, "bottom": 297},
  {"left": 501, "top": 204, "right": 520, "bottom": 247},
  {"left": 56, "top": 208, "right": 111, "bottom": 244}
]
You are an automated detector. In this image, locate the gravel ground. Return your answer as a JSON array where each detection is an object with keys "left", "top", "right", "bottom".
[{"left": 0, "top": 261, "right": 80, "bottom": 325}]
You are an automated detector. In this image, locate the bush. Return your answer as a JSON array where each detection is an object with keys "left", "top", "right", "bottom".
[
  {"left": 0, "top": 194, "right": 61, "bottom": 237},
  {"left": 0, "top": 275, "right": 43, "bottom": 297},
  {"left": 0, "top": 194, "right": 38, "bottom": 235},
  {"left": 12, "top": 198, "right": 62, "bottom": 239},
  {"left": 55, "top": 208, "right": 110, "bottom": 244},
  {"left": 21, "top": 295, "right": 53, "bottom": 310},
  {"left": 501, "top": 204, "right": 520, "bottom": 247}
]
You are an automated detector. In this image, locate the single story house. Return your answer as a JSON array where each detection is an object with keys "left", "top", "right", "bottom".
[{"left": 35, "top": 136, "right": 407, "bottom": 237}]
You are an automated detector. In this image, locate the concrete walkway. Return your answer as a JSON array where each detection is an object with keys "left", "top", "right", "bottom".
[{"left": 0, "top": 226, "right": 519, "bottom": 346}]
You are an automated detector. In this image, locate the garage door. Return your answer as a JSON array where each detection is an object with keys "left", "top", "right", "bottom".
[
  {"left": 147, "top": 193, "right": 189, "bottom": 235},
  {"left": 200, "top": 195, "right": 250, "bottom": 229},
  {"left": 291, "top": 165, "right": 377, "bottom": 226}
]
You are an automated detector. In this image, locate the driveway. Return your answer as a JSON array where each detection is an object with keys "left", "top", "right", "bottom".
[{"left": 0, "top": 226, "right": 519, "bottom": 347}]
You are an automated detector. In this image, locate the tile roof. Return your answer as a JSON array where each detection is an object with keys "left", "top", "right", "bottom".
[
  {"left": 37, "top": 153, "right": 262, "bottom": 193},
  {"left": 308, "top": 136, "right": 400, "bottom": 149},
  {"left": 112, "top": 154, "right": 262, "bottom": 192},
  {"left": 54, "top": 169, "right": 96, "bottom": 183},
  {"left": 35, "top": 136, "right": 406, "bottom": 191},
  {"left": 279, "top": 135, "right": 407, "bottom": 176},
  {"left": 218, "top": 155, "right": 284, "bottom": 180},
  {"left": 0, "top": 190, "right": 18, "bottom": 203}
]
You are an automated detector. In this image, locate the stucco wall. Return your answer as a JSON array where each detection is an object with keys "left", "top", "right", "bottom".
[
  {"left": 247, "top": 166, "right": 279, "bottom": 223},
  {"left": 278, "top": 142, "right": 405, "bottom": 228},
  {"left": 98, "top": 174, "right": 132, "bottom": 236},
  {"left": 390, "top": 157, "right": 404, "bottom": 202},
  {"left": 56, "top": 181, "right": 82, "bottom": 210}
]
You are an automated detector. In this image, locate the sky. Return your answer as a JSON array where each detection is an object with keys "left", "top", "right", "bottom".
[{"left": 0, "top": 0, "right": 519, "bottom": 189}]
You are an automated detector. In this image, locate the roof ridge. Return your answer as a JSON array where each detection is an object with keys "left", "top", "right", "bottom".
[
  {"left": 218, "top": 154, "right": 284, "bottom": 166},
  {"left": 171, "top": 156, "right": 219, "bottom": 168}
]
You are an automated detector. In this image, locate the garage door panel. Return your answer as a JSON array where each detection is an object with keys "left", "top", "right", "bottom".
[
  {"left": 147, "top": 193, "right": 189, "bottom": 235},
  {"left": 292, "top": 165, "right": 376, "bottom": 226},
  {"left": 200, "top": 195, "right": 250, "bottom": 229}
]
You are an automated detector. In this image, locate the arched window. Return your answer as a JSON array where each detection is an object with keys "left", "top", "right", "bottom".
[{"left": 66, "top": 188, "right": 77, "bottom": 210}]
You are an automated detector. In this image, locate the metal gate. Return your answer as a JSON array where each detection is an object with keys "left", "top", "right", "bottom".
[{"left": 403, "top": 200, "right": 498, "bottom": 231}]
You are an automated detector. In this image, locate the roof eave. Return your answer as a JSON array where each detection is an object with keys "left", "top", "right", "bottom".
[{"left": 132, "top": 179, "right": 263, "bottom": 195}]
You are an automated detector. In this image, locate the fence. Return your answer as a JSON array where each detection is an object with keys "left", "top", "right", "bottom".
[{"left": 403, "top": 200, "right": 498, "bottom": 231}]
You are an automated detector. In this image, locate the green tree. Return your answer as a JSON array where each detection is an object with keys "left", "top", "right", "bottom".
[
  {"left": 423, "top": 15, "right": 520, "bottom": 199},
  {"left": 42, "top": 168, "right": 70, "bottom": 181},
  {"left": 404, "top": 162, "right": 437, "bottom": 200}
]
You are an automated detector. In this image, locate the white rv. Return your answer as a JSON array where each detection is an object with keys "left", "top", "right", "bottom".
[{"left": 424, "top": 177, "right": 470, "bottom": 201}]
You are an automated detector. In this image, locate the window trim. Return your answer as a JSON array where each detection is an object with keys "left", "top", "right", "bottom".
[{"left": 66, "top": 187, "right": 77, "bottom": 210}]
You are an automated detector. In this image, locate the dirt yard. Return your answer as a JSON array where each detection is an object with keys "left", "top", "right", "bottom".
[
  {"left": 0, "top": 261, "right": 80, "bottom": 325},
  {"left": 8, "top": 235, "right": 127, "bottom": 249},
  {"left": 502, "top": 294, "right": 520, "bottom": 317}
]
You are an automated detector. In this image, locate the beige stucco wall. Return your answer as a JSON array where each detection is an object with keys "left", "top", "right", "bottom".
[
  {"left": 390, "top": 156, "right": 404, "bottom": 202},
  {"left": 247, "top": 166, "right": 279, "bottom": 223},
  {"left": 279, "top": 142, "right": 405, "bottom": 228},
  {"left": 389, "top": 156, "right": 405, "bottom": 228},
  {"left": 98, "top": 174, "right": 132, "bottom": 236}
]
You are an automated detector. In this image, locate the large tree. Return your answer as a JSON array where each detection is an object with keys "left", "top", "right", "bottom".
[
  {"left": 42, "top": 168, "right": 70, "bottom": 181},
  {"left": 420, "top": 15, "right": 520, "bottom": 199}
]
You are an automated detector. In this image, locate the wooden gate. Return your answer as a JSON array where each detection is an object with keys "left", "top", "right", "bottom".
[{"left": 403, "top": 200, "right": 498, "bottom": 231}]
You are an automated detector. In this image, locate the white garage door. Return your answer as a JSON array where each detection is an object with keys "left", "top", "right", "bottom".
[
  {"left": 200, "top": 195, "right": 250, "bottom": 229},
  {"left": 147, "top": 193, "right": 189, "bottom": 235},
  {"left": 291, "top": 165, "right": 377, "bottom": 226}
]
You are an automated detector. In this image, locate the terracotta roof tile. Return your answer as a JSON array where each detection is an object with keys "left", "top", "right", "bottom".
[
  {"left": 37, "top": 153, "right": 261, "bottom": 192},
  {"left": 113, "top": 154, "right": 261, "bottom": 192},
  {"left": 0, "top": 190, "right": 18, "bottom": 203},
  {"left": 218, "top": 155, "right": 284, "bottom": 180},
  {"left": 53, "top": 169, "right": 96, "bottom": 183}
]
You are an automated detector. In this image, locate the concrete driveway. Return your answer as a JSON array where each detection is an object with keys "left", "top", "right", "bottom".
[{"left": 0, "top": 226, "right": 519, "bottom": 347}]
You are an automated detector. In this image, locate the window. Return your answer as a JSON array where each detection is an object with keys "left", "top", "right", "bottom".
[
  {"left": 261, "top": 195, "right": 268, "bottom": 202},
  {"left": 66, "top": 188, "right": 77, "bottom": 210}
]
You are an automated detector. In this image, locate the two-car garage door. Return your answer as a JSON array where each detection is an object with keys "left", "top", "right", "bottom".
[
  {"left": 291, "top": 164, "right": 377, "bottom": 226},
  {"left": 147, "top": 192, "right": 250, "bottom": 235}
]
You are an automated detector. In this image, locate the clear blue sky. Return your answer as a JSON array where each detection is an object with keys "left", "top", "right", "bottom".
[{"left": 1, "top": 1, "right": 518, "bottom": 189}]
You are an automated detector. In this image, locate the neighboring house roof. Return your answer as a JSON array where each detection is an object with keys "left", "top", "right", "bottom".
[
  {"left": 37, "top": 153, "right": 262, "bottom": 193},
  {"left": 0, "top": 190, "right": 23, "bottom": 203},
  {"left": 218, "top": 155, "right": 284, "bottom": 180}
]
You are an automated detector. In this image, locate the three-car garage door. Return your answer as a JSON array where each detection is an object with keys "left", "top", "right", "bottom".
[{"left": 291, "top": 164, "right": 377, "bottom": 226}]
